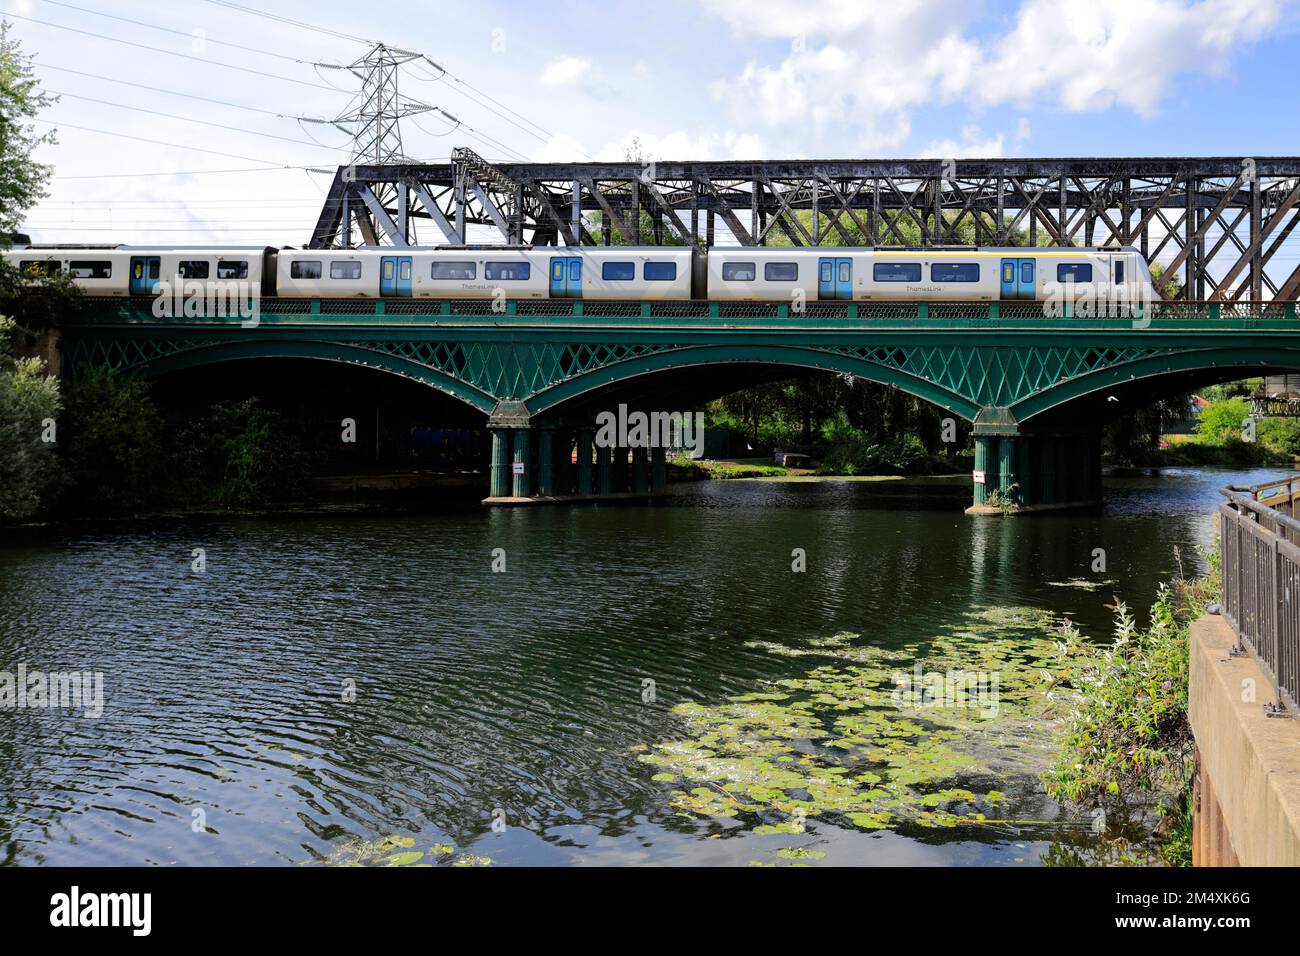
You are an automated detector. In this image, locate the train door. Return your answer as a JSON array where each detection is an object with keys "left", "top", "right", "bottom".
[
  {"left": 129, "top": 256, "right": 160, "bottom": 296},
  {"left": 549, "top": 256, "right": 583, "bottom": 298},
  {"left": 380, "top": 255, "right": 412, "bottom": 296},
  {"left": 1000, "top": 257, "right": 1035, "bottom": 299},
  {"left": 817, "top": 257, "right": 852, "bottom": 300}
]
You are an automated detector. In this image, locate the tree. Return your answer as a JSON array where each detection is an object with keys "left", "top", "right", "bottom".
[
  {"left": 0, "top": 20, "right": 56, "bottom": 246},
  {"left": 0, "top": 22, "right": 71, "bottom": 326},
  {"left": 0, "top": 316, "right": 61, "bottom": 519}
]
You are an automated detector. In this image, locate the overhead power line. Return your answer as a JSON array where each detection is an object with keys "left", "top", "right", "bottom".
[
  {"left": 199, "top": 0, "right": 373, "bottom": 44},
  {"left": 32, "top": 118, "right": 335, "bottom": 170},
  {"left": 45, "top": 90, "right": 351, "bottom": 152},
  {"left": 35, "top": 63, "right": 328, "bottom": 121},
  {"left": 33, "top": 0, "right": 313, "bottom": 64},
  {"left": 5, "top": 12, "right": 345, "bottom": 92}
]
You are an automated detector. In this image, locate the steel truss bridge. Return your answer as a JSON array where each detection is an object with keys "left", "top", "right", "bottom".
[
  {"left": 310, "top": 153, "right": 1300, "bottom": 304},
  {"left": 61, "top": 297, "right": 1300, "bottom": 512}
]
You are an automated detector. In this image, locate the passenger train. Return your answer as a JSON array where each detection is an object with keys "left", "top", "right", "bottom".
[{"left": 1, "top": 244, "right": 1157, "bottom": 303}]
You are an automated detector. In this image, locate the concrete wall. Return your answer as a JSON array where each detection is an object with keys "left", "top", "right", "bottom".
[{"left": 1189, "top": 613, "right": 1300, "bottom": 865}]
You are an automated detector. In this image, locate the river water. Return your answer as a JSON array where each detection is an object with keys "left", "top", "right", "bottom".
[{"left": 0, "top": 466, "right": 1287, "bottom": 867}]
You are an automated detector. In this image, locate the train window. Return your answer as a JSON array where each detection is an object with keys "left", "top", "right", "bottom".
[
  {"left": 485, "top": 262, "right": 531, "bottom": 280},
  {"left": 873, "top": 262, "right": 921, "bottom": 282},
  {"left": 330, "top": 261, "right": 362, "bottom": 280},
  {"left": 20, "top": 260, "right": 60, "bottom": 277},
  {"left": 217, "top": 260, "right": 249, "bottom": 279},
  {"left": 602, "top": 262, "right": 635, "bottom": 281},
  {"left": 69, "top": 261, "right": 112, "bottom": 279},
  {"left": 178, "top": 260, "right": 210, "bottom": 279},
  {"left": 765, "top": 262, "right": 798, "bottom": 281},
  {"left": 291, "top": 260, "right": 322, "bottom": 279},
  {"left": 930, "top": 263, "right": 979, "bottom": 282},
  {"left": 431, "top": 261, "right": 476, "bottom": 280},
  {"left": 1057, "top": 263, "right": 1093, "bottom": 282},
  {"left": 721, "top": 262, "right": 756, "bottom": 281},
  {"left": 644, "top": 262, "right": 677, "bottom": 281},
  {"left": 399, "top": 260, "right": 412, "bottom": 280},
  {"left": 1114, "top": 261, "right": 1125, "bottom": 283}
]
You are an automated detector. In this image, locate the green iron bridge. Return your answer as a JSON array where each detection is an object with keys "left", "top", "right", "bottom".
[{"left": 57, "top": 297, "right": 1300, "bottom": 512}]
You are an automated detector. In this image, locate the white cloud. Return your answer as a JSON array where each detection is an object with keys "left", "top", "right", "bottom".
[
  {"left": 539, "top": 56, "right": 592, "bottom": 87},
  {"left": 970, "top": 0, "right": 1286, "bottom": 115},
  {"left": 920, "top": 126, "right": 1007, "bottom": 159},
  {"left": 530, "top": 128, "right": 768, "bottom": 164},
  {"left": 702, "top": 0, "right": 1290, "bottom": 151}
]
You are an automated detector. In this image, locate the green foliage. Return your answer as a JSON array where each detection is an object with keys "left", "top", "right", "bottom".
[
  {"left": 1195, "top": 397, "right": 1252, "bottom": 443},
  {"left": 1256, "top": 417, "right": 1300, "bottom": 458},
  {"left": 0, "top": 315, "right": 60, "bottom": 519},
  {"left": 1148, "top": 262, "right": 1182, "bottom": 300},
  {"left": 58, "top": 366, "right": 166, "bottom": 515},
  {"left": 1045, "top": 553, "right": 1218, "bottom": 865},
  {"left": 0, "top": 22, "right": 56, "bottom": 241},
  {"left": 171, "top": 398, "right": 310, "bottom": 506},
  {"left": 821, "top": 432, "right": 931, "bottom": 476}
]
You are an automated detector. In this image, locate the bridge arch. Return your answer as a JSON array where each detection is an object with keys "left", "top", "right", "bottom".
[
  {"left": 1011, "top": 346, "right": 1300, "bottom": 422},
  {"left": 526, "top": 343, "right": 984, "bottom": 420},
  {"left": 122, "top": 338, "right": 498, "bottom": 414}
]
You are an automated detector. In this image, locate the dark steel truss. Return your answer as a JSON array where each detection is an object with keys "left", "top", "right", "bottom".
[{"left": 308, "top": 152, "right": 1300, "bottom": 301}]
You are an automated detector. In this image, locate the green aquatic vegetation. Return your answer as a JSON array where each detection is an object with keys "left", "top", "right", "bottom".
[
  {"left": 323, "top": 835, "right": 492, "bottom": 868},
  {"left": 775, "top": 847, "right": 826, "bottom": 860},
  {"left": 641, "top": 606, "right": 1076, "bottom": 843}
]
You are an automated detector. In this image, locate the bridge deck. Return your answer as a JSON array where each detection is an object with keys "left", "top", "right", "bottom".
[{"left": 64, "top": 298, "right": 1300, "bottom": 331}]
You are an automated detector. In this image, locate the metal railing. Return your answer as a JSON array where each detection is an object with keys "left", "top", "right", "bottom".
[{"left": 1219, "top": 477, "right": 1300, "bottom": 713}]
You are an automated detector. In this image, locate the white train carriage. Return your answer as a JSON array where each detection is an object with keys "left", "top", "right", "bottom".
[
  {"left": 548, "top": 247, "right": 694, "bottom": 301},
  {"left": 705, "top": 246, "right": 1155, "bottom": 303},
  {"left": 274, "top": 247, "right": 695, "bottom": 300},
  {"left": 0, "top": 246, "right": 275, "bottom": 298},
  {"left": 276, "top": 248, "right": 553, "bottom": 299}
]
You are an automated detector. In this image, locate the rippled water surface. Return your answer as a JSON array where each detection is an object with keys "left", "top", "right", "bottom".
[{"left": 0, "top": 466, "right": 1286, "bottom": 866}]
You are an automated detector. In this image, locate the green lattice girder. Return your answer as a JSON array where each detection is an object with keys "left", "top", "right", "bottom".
[{"left": 61, "top": 308, "right": 1300, "bottom": 424}]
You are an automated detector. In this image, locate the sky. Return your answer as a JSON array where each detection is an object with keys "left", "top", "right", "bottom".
[{"left": 4, "top": 0, "right": 1299, "bottom": 247}]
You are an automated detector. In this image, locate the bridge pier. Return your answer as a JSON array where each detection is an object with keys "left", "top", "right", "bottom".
[
  {"left": 537, "top": 426, "right": 555, "bottom": 496},
  {"left": 596, "top": 444, "right": 612, "bottom": 495},
  {"left": 632, "top": 447, "right": 649, "bottom": 494},
  {"left": 577, "top": 430, "right": 593, "bottom": 495},
  {"left": 511, "top": 429, "right": 531, "bottom": 498},
  {"left": 489, "top": 429, "right": 511, "bottom": 499},
  {"left": 651, "top": 446, "right": 667, "bottom": 492},
  {"left": 967, "top": 409, "right": 1102, "bottom": 515}
]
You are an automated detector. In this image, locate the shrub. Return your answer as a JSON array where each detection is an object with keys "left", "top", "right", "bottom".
[
  {"left": 0, "top": 316, "right": 61, "bottom": 520},
  {"left": 58, "top": 366, "right": 166, "bottom": 515},
  {"left": 1046, "top": 549, "right": 1219, "bottom": 865}
]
